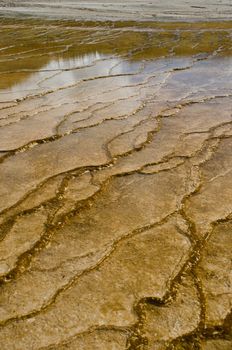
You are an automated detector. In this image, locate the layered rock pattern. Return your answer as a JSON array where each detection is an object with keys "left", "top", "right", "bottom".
[
  {"left": 0, "top": 20, "right": 231, "bottom": 349},
  {"left": 0, "top": 1, "right": 232, "bottom": 21}
]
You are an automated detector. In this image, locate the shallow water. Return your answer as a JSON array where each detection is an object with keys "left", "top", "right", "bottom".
[{"left": 0, "top": 19, "right": 231, "bottom": 350}]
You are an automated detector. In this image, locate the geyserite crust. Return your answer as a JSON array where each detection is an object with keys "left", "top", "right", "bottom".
[{"left": 0, "top": 19, "right": 231, "bottom": 350}]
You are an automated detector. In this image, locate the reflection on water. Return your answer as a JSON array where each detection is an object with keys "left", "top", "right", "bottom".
[
  {"left": 44, "top": 51, "right": 103, "bottom": 71},
  {"left": 0, "top": 51, "right": 107, "bottom": 93},
  {"left": 1, "top": 19, "right": 232, "bottom": 95}
]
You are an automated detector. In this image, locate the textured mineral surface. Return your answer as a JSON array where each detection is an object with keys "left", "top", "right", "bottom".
[
  {"left": 0, "top": 1, "right": 232, "bottom": 21},
  {"left": 0, "top": 17, "right": 231, "bottom": 349}
]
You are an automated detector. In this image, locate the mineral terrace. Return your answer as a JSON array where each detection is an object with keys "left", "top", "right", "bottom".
[{"left": 0, "top": 18, "right": 231, "bottom": 350}]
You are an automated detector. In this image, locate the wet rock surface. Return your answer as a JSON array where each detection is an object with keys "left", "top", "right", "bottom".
[
  {"left": 0, "top": 1, "right": 232, "bottom": 21},
  {"left": 0, "top": 19, "right": 231, "bottom": 349}
]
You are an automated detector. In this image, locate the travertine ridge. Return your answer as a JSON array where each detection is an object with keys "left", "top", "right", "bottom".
[{"left": 0, "top": 19, "right": 231, "bottom": 349}]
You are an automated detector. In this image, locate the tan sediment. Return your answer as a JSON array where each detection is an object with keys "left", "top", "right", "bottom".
[{"left": 0, "top": 18, "right": 231, "bottom": 349}]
